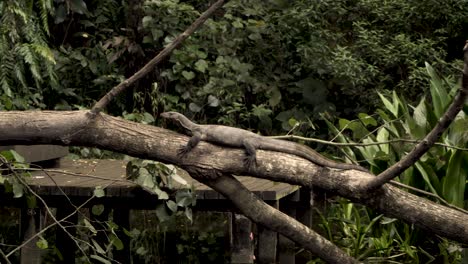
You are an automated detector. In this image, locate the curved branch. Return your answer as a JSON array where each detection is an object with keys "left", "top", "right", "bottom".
[
  {"left": 91, "top": 0, "right": 226, "bottom": 114},
  {"left": 194, "top": 172, "right": 359, "bottom": 264},
  {"left": 363, "top": 43, "right": 468, "bottom": 191}
]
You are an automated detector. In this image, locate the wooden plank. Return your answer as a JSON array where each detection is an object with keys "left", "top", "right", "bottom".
[{"left": 27, "top": 159, "right": 299, "bottom": 202}]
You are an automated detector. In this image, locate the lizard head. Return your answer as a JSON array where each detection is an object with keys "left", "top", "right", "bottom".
[{"left": 160, "top": 111, "right": 194, "bottom": 131}]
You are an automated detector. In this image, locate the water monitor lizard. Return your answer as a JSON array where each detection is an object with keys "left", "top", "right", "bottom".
[{"left": 161, "top": 111, "right": 368, "bottom": 172}]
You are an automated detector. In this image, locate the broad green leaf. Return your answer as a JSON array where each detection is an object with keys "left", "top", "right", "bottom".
[
  {"left": 13, "top": 183, "right": 24, "bottom": 198},
  {"left": 358, "top": 113, "right": 377, "bottom": 127},
  {"left": 142, "top": 16, "right": 153, "bottom": 28},
  {"left": 110, "top": 234, "right": 124, "bottom": 250},
  {"left": 207, "top": 95, "right": 219, "bottom": 107},
  {"left": 447, "top": 116, "right": 468, "bottom": 146},
  {"left": 84, "top": 218, "right": 97, "bottom": 234},
  {"left": 90, "top": 254, "right": 111, "bottom": 264},
  {"left": 54, "top": 4, "right": 67, "bottom": 24},
  {"left": 357, "top": 138, "right": 379, "bottom": 167},
  {"left": 155, "top": 204, "right": 171, "bottom": 222},
  {"left": 232, "top": 20, "right": 244, "bottom": 28},
  {"left": 91, "top": 204, "right": 105, "bottom": 216},
  {"left": 69, "top": 0, "right": 89, "bottom": 14},
  {"left": 136, "top": 247, "right": 148, "bottom": 255},
  {"left": 156, "top": 190, "right": 169, "bottom": 200},
  {"left": 189, "top": 102, "right": 201, "bottom": 112},
  {"left": 166, "top": 200, "right": 178, "bottom": 212},
  {"left": 323, "top": 118, "right": 357, "bottom": 161},
  {"left": 91, "top": 239, "right": 106, "bottom": 254},
  {"left": 414, "top": 162, "right": 439, "bottom": 195},
  {"left": 441, "top": 150, "right": 467, "bottom": 207},
  {"left": 426, "top": 62, "right": 449, "bottom": 118},
  {"left": 195, "top": 59, "right": 208, "bottom": 73},
  {"left": 176, "top": 189, "right": 195, "bottom": 207},
  {"left": 170, "top": 172, "right": 188, "bottom": 186},
  {"left": 410, "top": 97, "right": 428, "bottom": 138},
  {"left": 94, "top": 186, "right": 105, "bottom": 198},
  {"left": 36, "top": 237, "right": 48, "bottom": 249},
  {"left": 268, "top": 86, "right": 282, "bottom": 107},
  {"left": 378, "top": 93, "right": 398, "bottom": 118},
  {"left": 181, "top": 71, "right": 195, "bottom": 80},
  {"left": 376, "top": 128, "right": 389, "bottom": 154},
  {"left": 26, "top": 195, "right": 37, "bottom": 208},
  {"left": 1, "top": 150, "right": 25, "bottom": 162}
]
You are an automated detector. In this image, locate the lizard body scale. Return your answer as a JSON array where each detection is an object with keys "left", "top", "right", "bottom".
[{"left": 161, "top": 111, "right": 368, "bottom": 172}]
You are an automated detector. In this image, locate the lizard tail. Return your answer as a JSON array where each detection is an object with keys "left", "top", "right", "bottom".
[{"left": 259, "top": 138, "right": 369, "bottom": 172}]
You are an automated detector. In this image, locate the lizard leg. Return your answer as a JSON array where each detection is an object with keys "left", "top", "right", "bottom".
[
  {"left": 242, "top": 139, "right": 258, "bottom": 169},
  {"left": 178, "top": 132, "right": 201, "bottom": 157}
]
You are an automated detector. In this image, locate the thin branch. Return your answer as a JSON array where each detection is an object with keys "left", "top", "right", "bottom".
[
  {"left": 90, "top": 0, "right": 226, "bottom": 114},
  {"left": 0, "top": 247, "right": 12, "bottom": 264},
  {"left": 1, "top": 156, "right": 112, "bottom": 259},
  {"left": 7, "top": 169, "right": 90, "bottom": 261},
  {"left": 364, "top": 42, "right": 468, "bottom": 191},
  {"left": 389, "top": 180, "right": 468, "bottom": 215},
  {"left": 269, "top": 135, "right": 468, "bottom": 151}
]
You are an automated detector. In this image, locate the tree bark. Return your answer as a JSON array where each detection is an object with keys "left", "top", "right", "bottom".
[{"left": 1, "top": 110, "right": 467, "bottom": 260}]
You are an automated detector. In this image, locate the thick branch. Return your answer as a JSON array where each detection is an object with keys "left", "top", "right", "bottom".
[
  {"left": 0, "top": 111, "right": 467, "bottom": 246},
  {"left": 91, "top": 0, "right": 226, "bottom": 114},
  {"left": 195, "top": 173, "right": 359, "bottom": 264},
  {"left": 365, "top": 43, "right": 468, "bottom": 190}
]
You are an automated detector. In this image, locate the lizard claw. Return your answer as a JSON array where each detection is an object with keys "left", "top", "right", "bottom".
[
  {"left": 244, "top": 155, "right": 257, "bottom": 170},
  {"left": 177, "top": 146, "right": 190, "bottom": 158}
]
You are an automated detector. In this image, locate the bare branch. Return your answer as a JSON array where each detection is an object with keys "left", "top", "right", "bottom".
[
  {"left": 194, "top": 172, "right": 360, "bottom": 264},
  {"left": 269, "top": 135, "right": 468, "bottom": 151},
  {"left": 363, "top": 42, "right": 468, "bottom": 191},
  {"left": 91, "top": 0, "right": 226, "bottom": 114}
]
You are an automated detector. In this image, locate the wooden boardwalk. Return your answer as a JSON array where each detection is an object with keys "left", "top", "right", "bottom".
[
  {"left": 29, "top": 158, "right": 299, "bottom": 201},
  {"left": 6, "top": 158, "right": 308, "bottom": 264}
]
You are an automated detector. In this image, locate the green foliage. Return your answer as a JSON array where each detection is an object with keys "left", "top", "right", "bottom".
[
  {"left": 126, "top": 159, "right": 196, "bottom": 222},
  {"left": 0, "top": 0, "right": 56, "bottom": 110},
  {"left": 50, "top": 0, "right": 127, "bottom": 110},
  {"left": 317, "top": 200, "right": 463, "bottom": 263},
  {"left": 323, "top": 63, "right": 465, "bottom": 262},
  {"left": 143, "top": 0, "right": 468, "bottom": 135},
  {"left": 0, "top": 150, "right": 31, "bottom": 199}
]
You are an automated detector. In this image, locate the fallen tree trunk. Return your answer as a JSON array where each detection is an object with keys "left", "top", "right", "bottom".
[{"left": 1, "top": 110, "right": 466, "bottom": 247}]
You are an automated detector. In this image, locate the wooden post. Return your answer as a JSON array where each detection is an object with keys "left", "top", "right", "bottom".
[
  {"left": 231, "top": 214, "right": 254, "bottom": 264},
  {"left": 20, "top": 208, "right": 44, "bottom": 264},
  {"left": 296, "top": 188, "right": 313, "bottom": 262},
  {"left": 56, "top": 206, "right": 78, "bottom": 264},
  {"left": 257, "top": 200, "right": 278, "bottom": 264},
  {"left": 278, "top": 191, "right": 299, "bottom": 264}
]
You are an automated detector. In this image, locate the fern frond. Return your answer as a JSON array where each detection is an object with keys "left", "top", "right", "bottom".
[
  {"left": 36, "top": 0, "right": 53, "bottom": 35},
  {"left": 31, "top": 44, "right": 55, "bottom": 64},
  {"left": 18, "top": 44, "right": 42, "bottom": 82}
]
